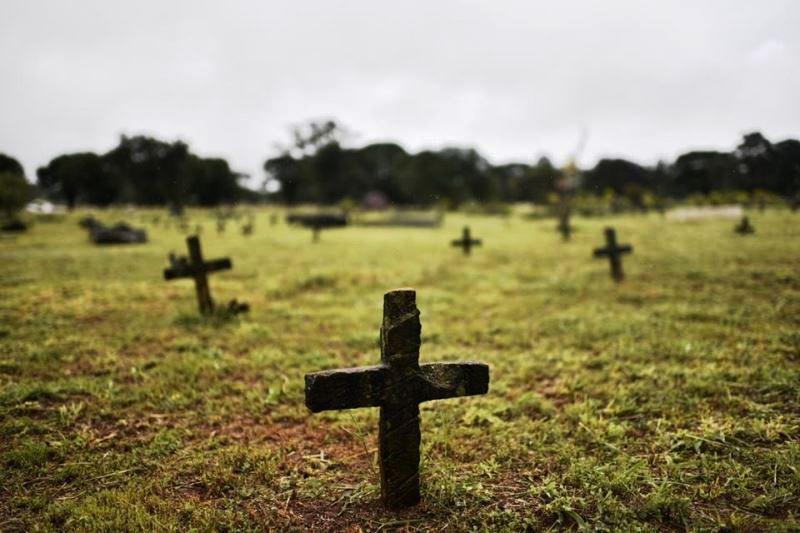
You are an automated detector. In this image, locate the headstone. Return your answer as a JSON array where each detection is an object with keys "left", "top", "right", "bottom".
[
  {"left": 451, "top": 226, "right": 481, "bottom": 256},
  {"left": 1, "top": 219, "right": 28, "bottom": 232},
  {"left": 163, "top": 235, "right": 242, "bottom": 314},
  {"left": 304, "top": 289, "right": 489, "bottom": 509},
  {"left": 79, "top": 216, "right": 102, "bottom": 230},
  {"left": 593, "top": 227, "right": 632, "bottom": 282},
  {"left": 87, "top": 221, "right": 147, "bottom": 245},
  {"left": 287, "top": 213, "right": 348, "bottom": 242},
  {"left": 216, "top": 218, "right": 226, "bottom": 234},
  {"left": 735, "top": 216, "right": 755, "bottom": 235},
  {"left": 242, "top": 222, "right": 253, "bottom": 236}
]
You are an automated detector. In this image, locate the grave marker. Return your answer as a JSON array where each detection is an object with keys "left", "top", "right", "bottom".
[
  {"left": 556, "top": 197, "right": 573, "bottom": 241},
  {"left": 451, "top": 226, "right": 481, "bottom": 256},
  {"left": 557, "top": 208, "right": 572, "bottom": 241},
  {"left": 593, "top": 227, "right": 632, "bottom": 282},
  {"left": 163, "top": 235, "right": 232, "bottom": 314},
  {"left": 305, "top": 289, "right": 489, "bottom": 509},
  {"left": 735, "top": 216, "right": 755, "bottom": 235}
]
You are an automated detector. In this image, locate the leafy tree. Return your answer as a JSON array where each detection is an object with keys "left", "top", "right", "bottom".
[
  {"left": 0, "top": 153, "right": 24, "bottom": 176},
  {"left": 584, "top": 159, "right": 653, "bottom": 209},
  {"left": 0, "top": 171, "right": 33, "bottom": 219},
  {"left": 669, "top": 151, "right": 739, "bottom": 197},
  {"left": 103, "top": 135, "right": 190, "bottom": 211},
  {"left": 38, "top": 153, "right": 117, "bottom": 208}
]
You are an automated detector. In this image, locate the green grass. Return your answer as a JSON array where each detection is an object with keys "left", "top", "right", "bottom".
[{"left": 1, "top": 208, "right": 799, "bottom": 531}]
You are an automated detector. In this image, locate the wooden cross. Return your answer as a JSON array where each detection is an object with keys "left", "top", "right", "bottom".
[
  {"left": 304, "top": 289, "right": 489, "bottom": 510},
  {"left": 163, "top": 236, "right": 232, "bottom": 314},
  {"left": 557, "top": 199, "right": 572, "bottom": 241},
  {"left": 593, "top": 227, "right": 632, "bottom": 282},
  {"left": 451, "top": 226, "right": 482, "bottom": 256},
  {"left": 557, "top": 210, "right": 572, "bottom": 241},
  {"left": 735, "top": 216, "right": 755, "bottom": 235}
]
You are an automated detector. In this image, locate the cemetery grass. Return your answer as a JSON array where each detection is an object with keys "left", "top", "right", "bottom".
[{"left": 1, "top": 209, "right": 799, "bottom": 531}]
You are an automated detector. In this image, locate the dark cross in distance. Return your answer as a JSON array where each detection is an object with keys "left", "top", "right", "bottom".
[
  {"left": 557, "top": 209, "right": 572, "bottom": 241},
  {"left": 556, "top": 198, "right": 572, "bottom": 241},
  {"left": 735, "top": 216, "right": 755, "bottom": 235},
  {"left": 593, "top": 227, "right": 632, "bottom": 282},
  {"left": 451, "top": 226, "right": 482, "bottom": 256},
  {"left": 304, "top": 288, "right": 489, "bottom": 510},
  {"left": 163, "top": 235, "right": 232, "bottom": 314}
]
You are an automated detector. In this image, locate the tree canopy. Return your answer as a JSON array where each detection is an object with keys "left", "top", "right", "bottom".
[
  {"left": 10, "top": 126, "right": 800, "bottom": 209},
  {"left": 36, "top": 136, "right": 248, "bottom": 210},
  {"left": 0, "top": 153, "right": 32, "bottom": 219}
]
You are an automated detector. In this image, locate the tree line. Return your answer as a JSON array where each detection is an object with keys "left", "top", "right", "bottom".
[
  {"left": 265, "top": 124, "right": 800, "bottom": 208},
  {"left": 1, "top": 124, "right": 799, "bottom": 214}
]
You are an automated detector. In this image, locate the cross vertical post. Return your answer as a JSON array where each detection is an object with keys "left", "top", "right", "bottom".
[
  {"left": 187, "top": 236, "right": 214, "bottom": 314},
  {"left": 379, "top": 289, "right": 423, "bottom": 507}
]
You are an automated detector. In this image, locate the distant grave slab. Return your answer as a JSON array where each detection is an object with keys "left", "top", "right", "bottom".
[
  {"left": 1, "top": 219, "right": 28, "bottom": 232},
  {"left": 88, "top": 221, "right": 148, "bottom": 244},
  {"left": 666, "top": 205, "right": 744, "bottom": 221},
  {"left": 287, "top": 213, "right": 348, "bottom": 242}
]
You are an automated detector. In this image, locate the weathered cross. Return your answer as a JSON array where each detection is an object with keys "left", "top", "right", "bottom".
[
  {"left": 557, "top": 210, "right": 572, "bottom": 241},
  {"left": 593, "top": 227, "right": 632, "bottom": 282},
  {"left": 304, "top": 289, "right": 490, "bottom": 510},
  {"left": 451, "top": 226, "right": 482, "bottom": 256},
  {"left": 735, "top": 216, "right": 755, "bottom": 235},
  {"left": 163, "top": 235, "right": 232, "bottom": 314}
]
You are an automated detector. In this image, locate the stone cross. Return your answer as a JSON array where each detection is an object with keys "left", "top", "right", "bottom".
[
  {"left": 593, "top": 227, "right": 632, "bottom": 282},
  {"left": 163, "top": 235, "right": 232, "bottom": 314},
  {"left": 735, "top": 216, "right": 755, "bottom": 235},
  {"left": 451, "top": 226, "right": 482, "bottom": 256},
  {"left": 304, "top": 289, "right": 490, "bottom": 510}
]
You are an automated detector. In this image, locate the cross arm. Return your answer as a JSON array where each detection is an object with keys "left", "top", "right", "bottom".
[
  {"left": 305, "top": 365, "right": 385, "bottom": 413},
  {"left": 418, "top": 361, "right": 489, "bottom": 403},
  {"left": 204, "top": 258, "right": 232, "bottom": 272}
]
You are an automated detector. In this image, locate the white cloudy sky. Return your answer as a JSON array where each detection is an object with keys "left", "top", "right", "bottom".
[{"left": 1, "top": 0, "right": 798, "bottom": 186}]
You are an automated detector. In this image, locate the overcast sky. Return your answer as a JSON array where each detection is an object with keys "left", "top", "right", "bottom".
[{"left": 2, "top": 0, "right": 798, "bottom": 186}]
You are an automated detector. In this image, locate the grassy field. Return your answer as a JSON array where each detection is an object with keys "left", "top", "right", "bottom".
[{"left": 1, "top": 208, "right": 798, "bottom": 531}]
